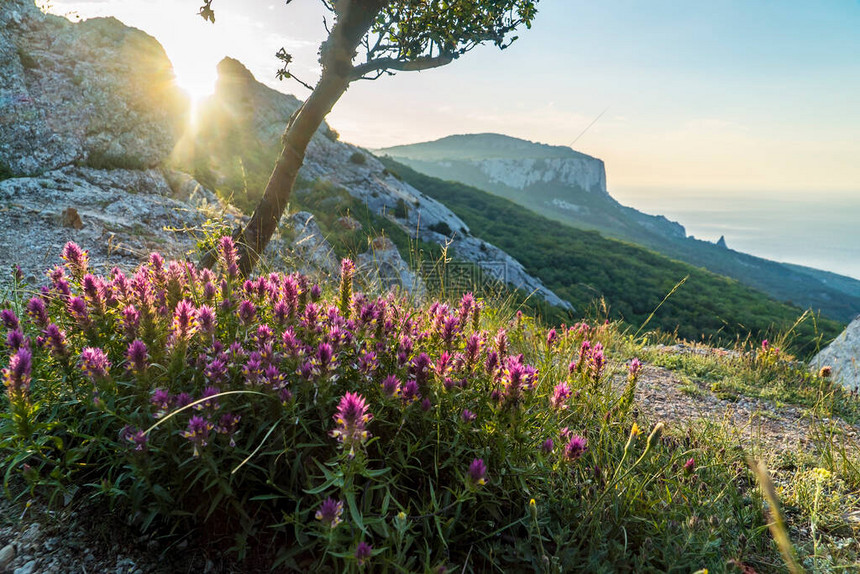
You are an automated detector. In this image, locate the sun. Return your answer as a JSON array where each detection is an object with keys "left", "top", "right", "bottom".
[{"left": 166, "top": 41, "right": 221, "bottom": 127}]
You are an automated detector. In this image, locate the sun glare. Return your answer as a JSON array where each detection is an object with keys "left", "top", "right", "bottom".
[{"left": 172, "top": 62, "right": 218, "bottom": 125}]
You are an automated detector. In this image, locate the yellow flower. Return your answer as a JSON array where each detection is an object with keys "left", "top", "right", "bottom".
[{"left": 630, "top": 422, "right": 642, "bottom": 437}]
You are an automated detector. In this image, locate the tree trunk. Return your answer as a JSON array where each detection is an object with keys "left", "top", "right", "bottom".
[
  {"left": 234, "top": 72, "right": 349, "bottom": 276},
  {"left": 228, "top": 1, "right": 384, "bottom": 277}
]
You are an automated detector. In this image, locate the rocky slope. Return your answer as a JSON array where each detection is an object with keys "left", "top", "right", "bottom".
[
  {"left": 378, "top": 135, "right": 860, "bottom": 323},
  {"left": 0, "top": 0, "right": 186, "bottom": 175}
]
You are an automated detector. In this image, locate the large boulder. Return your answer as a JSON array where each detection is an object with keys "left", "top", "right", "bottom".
[
  {"left": 0, "top": 0, "right": 188, "bottom": 176},
  {"left": 357, "top": 236, "right": 426, "bottom": 299},
  {"left": 811, "top": 317, "right": 860, "bottom": 391}
]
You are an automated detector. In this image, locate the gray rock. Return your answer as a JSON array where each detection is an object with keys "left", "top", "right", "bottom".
[
  {"left": 0, "top": 544, "right": 16, "bottom": 571},
  {"left": 0, "top": 0, "right": 188, "bottom": 176},
  {"left": 0, "top": 166, "right": 212, "bottom": 290},
  {"left": 264, "top": 211, "right": 339, "bottom": 280},
  {"left": 357, "top": 236, "right": 426, "bottom": 298},
  {"left": 811, "top": 316, "right": 860, "bottom": 391}
]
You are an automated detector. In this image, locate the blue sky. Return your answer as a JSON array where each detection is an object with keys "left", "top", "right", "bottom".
[{"left": 49, "top": 0, "right": 860, "bottom": 192}]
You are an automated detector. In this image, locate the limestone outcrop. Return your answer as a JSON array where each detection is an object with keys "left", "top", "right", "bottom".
[{"left": 811, "top": 316, "right": 860, "bottom": 391}]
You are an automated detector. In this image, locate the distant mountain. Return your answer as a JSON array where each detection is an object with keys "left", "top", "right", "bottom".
[{"left": 377, "top": 134, "right": 860, "bottom": 323}]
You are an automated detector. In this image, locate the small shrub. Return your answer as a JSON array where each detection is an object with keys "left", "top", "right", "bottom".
[
  {"left": 17, "top": 46, "right": 39, "bottom": 69},
  {"left": 83, "top": 148, "right": 147, "bottom": 171},
  {"left": 323, "top": 125, "right": 339, "bottom": 142},
  {"left": 393, "top": 198, "right": 410, "bottom": 219},
  {"left": 428, "top": 221, "right": 453, "bottom": 236},
  {"left": 0, "top": 162, "right": 14, "bottom": 181},
  {"left": 348, "top": 151, "right": 366, "bottom": 165}
]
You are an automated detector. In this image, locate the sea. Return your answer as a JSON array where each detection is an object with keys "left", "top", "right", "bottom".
[{"left": 611, "top": 187, "right": 860, "bottom": 282}]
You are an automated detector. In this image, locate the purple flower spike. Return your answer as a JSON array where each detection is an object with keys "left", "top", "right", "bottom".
[
  {"left": 382, "top": 374, "right": 400, "bottom": 397},
  {"left": 330, "top": 392, "right": 373, "bottom": 456},
  {"left": 126, "top": 339, "right": 148, "bottom": 374},
  {"left": 197, "top": 304, "right": 216, "bottom": 335},
  {"left": 171, "top": 300, "right": 198, "bottom": 343},
  {"left": 237, "top": 299, "right": 256, "bottom": 325},
  {"left": 315, "top": 498, "right": 343, "bottom": 529},
  {"left": 684, "top": 457, "right": 696, "bottom": 474},
  {"left": 355, "top": 541, "right": 372, "bottom": 567},
  {"left": 540, "top": 438, "right": 554, "bottom": 455},
  {"left": 196, "top": 386, "right": 221, "bottom": 412},
  {"left": 1, "top": 309, "right": 20, "bottom": 330},
  {"left": 3, "top": 347, "right": 32, "bottom": 400},
  {"left": 564, "top": 435, "right": 588, "bottom": 461},
  {"left": 61, "top": 241, "right": 89, "bottom": 278},
  {"left": 174, "top": 392, "right": 193, "bottom": 408},
  {"left": 26, "top": 297, "right": 49, "bottom": 328},
  {"left": 550, "top": 382, "right": 572, "bottom": 410},
  {"left": 128, "top": 429, "right": 148, "bottom": 452},
  {"left": 80, "top": 347, "right": 110, "bottom": 382},
  {"left": 181, "top": 415, "right": 214, "bottom": 457},
  {"left": 628, "top": 358, "right": 642, "bottom": 381},
  {"left": 151, "top": 388, "right": 172, "bottom": 418},
  {"left": 44, "top": 324, "right": 68, "bottom": 358},
  {"left": 400, "top": 379, "right": 420, "bottom": 405},
  {"left": 461, "top": 409, "right": 477, "bottom": 423},
  {"left": 468, "top": 458, "right": 487, "bottom": 486},
  {"left": 218, "top": 236, "right": 239, "bottom": 278},
  {"left": 217, "top": 413, "right": 241, "bottom": 447},
  {"left": 6, "top": 329, "right": 26, "bottom": 351}
]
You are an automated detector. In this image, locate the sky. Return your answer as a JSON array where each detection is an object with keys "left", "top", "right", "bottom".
[{"left": 47, "top": 0, "right": 860, "bottom": 194}]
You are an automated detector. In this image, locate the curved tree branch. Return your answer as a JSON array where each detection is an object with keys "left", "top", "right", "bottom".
[{"left": 350, "top": 54, "right": 454, "bottom": 80}]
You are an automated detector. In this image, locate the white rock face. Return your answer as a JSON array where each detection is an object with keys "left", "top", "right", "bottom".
[
  {"left": 477, "top": 157, "right": 606, "bottom": 194},
  {"left": 811, "top": 317, "right": 860, "bottom": 391},
  {"left": 550, "top": 198, "right": 585, "bottom": 213}
]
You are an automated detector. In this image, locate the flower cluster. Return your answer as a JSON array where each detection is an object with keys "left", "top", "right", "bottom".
[{"left": 1, "top": 240, "right": 629, "bottom": 570}]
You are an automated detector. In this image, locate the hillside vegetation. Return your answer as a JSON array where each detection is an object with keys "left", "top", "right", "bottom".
[{"left": 379, "top": 158, "right": 844, "bottom": 358}]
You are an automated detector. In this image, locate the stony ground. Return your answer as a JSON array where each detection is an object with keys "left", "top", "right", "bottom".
[{"left": 2, "top": 346, "right": 859, "bottom": 574}]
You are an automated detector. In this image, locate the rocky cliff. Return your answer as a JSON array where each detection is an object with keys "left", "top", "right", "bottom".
[
  {"left": 0, "top": 0, "right": 187, "bottom": 175},
  {"left": 0, "top": 0, "right": 212, "bottom": 284},
  {"left": 378, "top": 134, "right": 687, "bottom": 242},
  {"left": 382, "top": 133, "right": 608, "bottom": 194}
]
